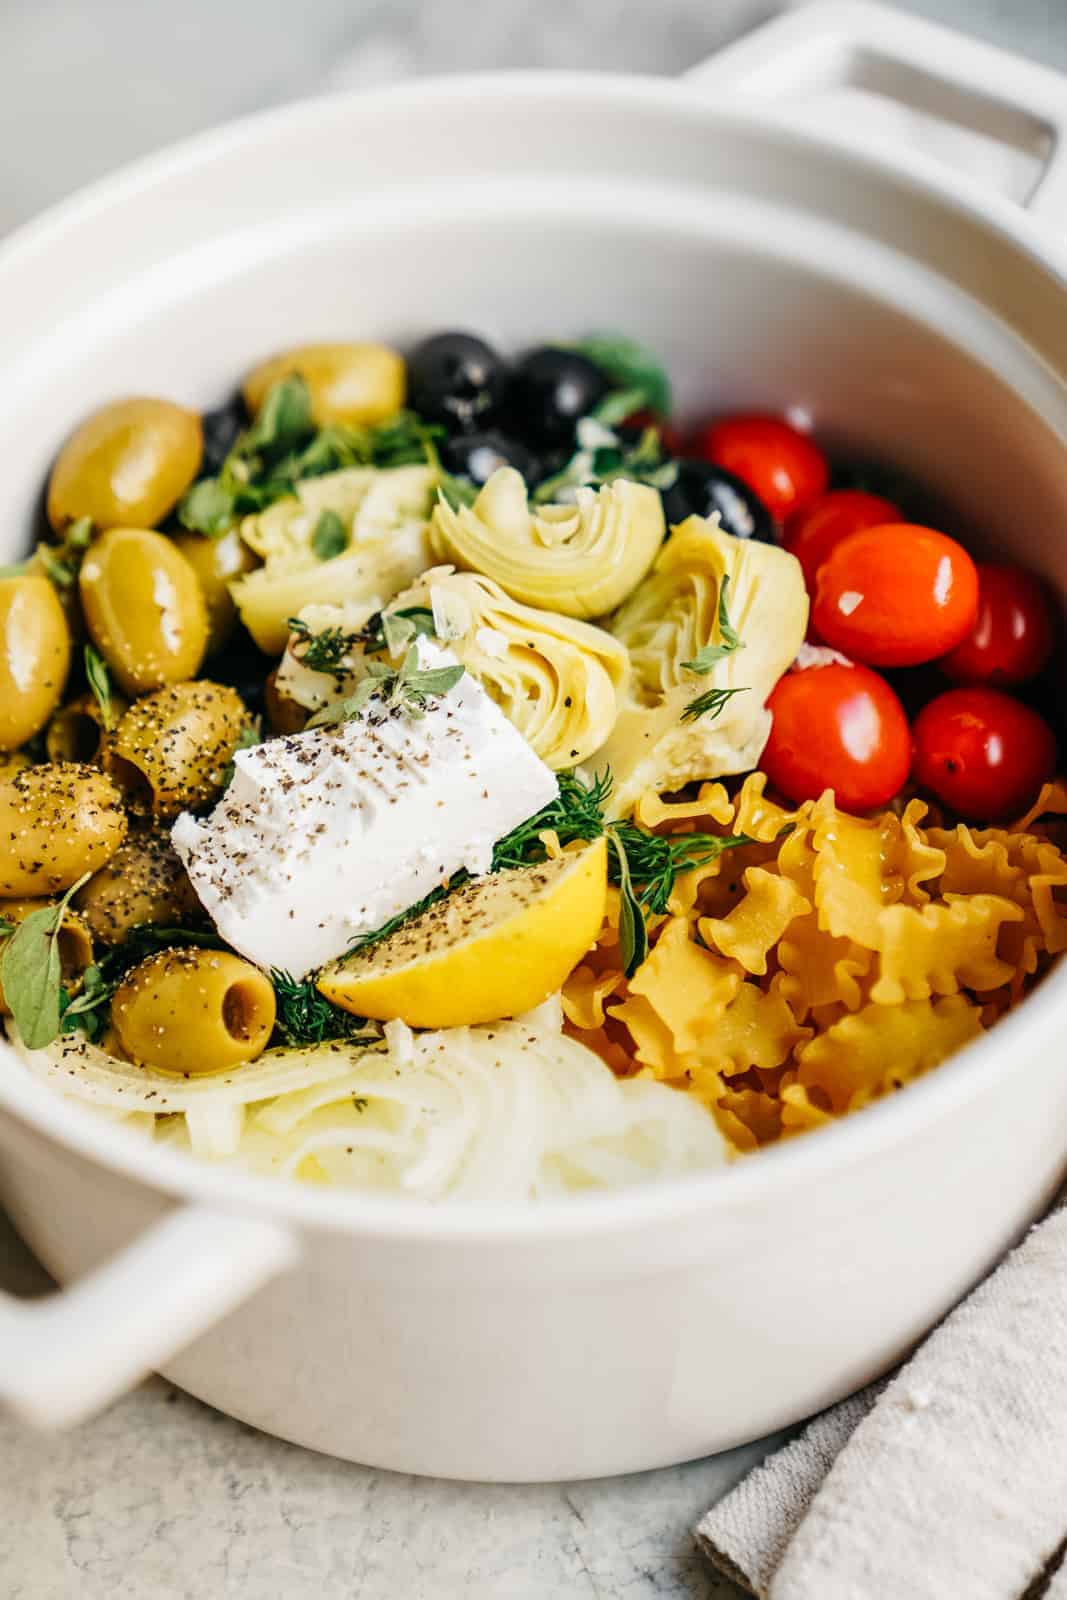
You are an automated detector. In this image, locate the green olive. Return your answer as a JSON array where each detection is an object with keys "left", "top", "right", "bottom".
[
  {"left": 264, "top": 669, "right": 307, "bottom": 735},
  {"left": 242, "top": 342, "right": 405, "bottom": 426},
  {"left": 0, "top": 897, "right": 93, "bottom": 1014},
  {"left": 79, "top": 527, "right": 208, "bottom": 696},
  {"left": 74, "top": 827, "right": 200, "bottom": 945},
  {"left": 0, "top": 763, "right": 127, "bottom": 897},
  {"left": 172, "top": 528, "right": 259, "bottom": 655},
  {"left": 46, "top": 690, "right": 129, "bottom": 766},
  {"left": 47, "top": 397, "right": 203, "bottom": 534},
  {"left": 0, "top": 576, "right": 72, "bottom": 751},
  {"left": 107, "top": 681, "right": 249, "bottom": 818},
  {"left": 0, "top": 751, "right": 31, "bottom": 781},
  {"left": 111, "top": 947, "right": 276, "bottom": 1074}
]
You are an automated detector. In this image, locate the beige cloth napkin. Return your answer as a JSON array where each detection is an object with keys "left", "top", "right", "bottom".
[{"left": 697, "top": 1202, "right": 1067, "bottom": 1599}]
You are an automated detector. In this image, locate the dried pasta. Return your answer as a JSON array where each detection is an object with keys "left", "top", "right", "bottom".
[{"left": 562, "top": 775, "right": 1067, "bottom": 1154}]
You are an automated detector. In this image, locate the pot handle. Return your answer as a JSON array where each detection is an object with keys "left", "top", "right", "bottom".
[
  {"left": 683, "top": 0, "right": 1067, "bottom": 225},
  {"left": 0, "top": 1202, "right": 298, "bottom": 1427}
]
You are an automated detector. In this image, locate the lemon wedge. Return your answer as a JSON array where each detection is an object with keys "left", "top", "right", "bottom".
[{"left": 318, "top": 838, "right": 608, "bottom": 1027}]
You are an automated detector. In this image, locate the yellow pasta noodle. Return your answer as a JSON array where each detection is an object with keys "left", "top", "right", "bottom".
[{"left": 566, "top": 776, "right": 1067, "bottom": 1159}]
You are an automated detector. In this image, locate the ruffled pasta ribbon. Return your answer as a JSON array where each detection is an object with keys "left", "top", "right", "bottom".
[
  {"left": 390, "top": 566, "right": 629, "bottom": 769},
  {"left": 562, "top": 774, "right": 1067, "bottom": 1154},
  {"left": 429, "top": 467, "right": 664, "bottom": 619}
]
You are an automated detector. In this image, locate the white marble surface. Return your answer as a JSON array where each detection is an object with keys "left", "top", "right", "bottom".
[{"left": 1, "top": 0, "right": 1065, "bottom": 1594}]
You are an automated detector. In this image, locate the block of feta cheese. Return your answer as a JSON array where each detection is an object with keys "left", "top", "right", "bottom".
[{"left": 171, "top": 649, "right": 559, "bottom": 978}]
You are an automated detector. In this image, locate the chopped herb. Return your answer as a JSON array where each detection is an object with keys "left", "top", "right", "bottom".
[
  {"left": 574, "top": 332, "right": 672, "bottom": 417},
  {"left": 609, "top": 832, "right": 648, "bottom": 978},
  {"left": 270, "top": 970, "right": 380, "bottom": 1048},
  {"left": 83, "top": 644, "right": 115, "bottom": 730},
  {"left": 177, "top": 384, "right": 440, "bottom": 537},
  {"left": 532, "top": 417, "right": 676, "bottom": 504},
  {"left": 288, "top": 618, "right": 360, "bottom": 674},
  {"left": 1, "top": 873, "right": 91, "bottom": 1048},
  {"left": 609, "top": 824, "right": 751, "bottom": 915},
  {"left": 306, "top": 646, "right": 464, "bottom": 729},
  {"left": 490, "top": 770, "right": 610, "bottom": 871},
  {"left": 682, "top": 575, "right": 744, "bottom": 674},
  {"left": 681, "top": 685, "right": 748, "bottom": 724},
  {"left": 310, "top": 509, "right": 349, "bottom": 561},
  {"left": 220, "top": 720, "right": 262, "bottom": 790}
]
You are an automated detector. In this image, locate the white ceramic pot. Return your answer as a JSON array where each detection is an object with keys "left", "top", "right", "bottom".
[{"left": 0, "top": 1, "right": 1065, "bottom": 1482}]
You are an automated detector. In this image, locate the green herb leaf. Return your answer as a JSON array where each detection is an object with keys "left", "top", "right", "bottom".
[
  {"left": 57, "top": 924, "right": 225, "bottom": 1042},
  {"left": 682, "top": 575, "right": 745, "bottom": 675},
  {"left": 574, "top": 333, "right": 672, "bottom": 418},
  {"left": 178, "top": 477, "right": 239, "bottom": 537},
  {"left": 243, "top": 375, "right": 314, "bottom": 459},
  {"left": 220, "top": 720, "right": 262, "bottom": 789},
  {"left": 65, "top": 517, "right": 94, "bottom": 552},
  {"left": 287, "top": 618, "right": 360, "bottom": 674},
  {"left": 1, "top": 873, "right": 90, "bottom": 1049},
  {"left": 681, "top": 685, "right": 748, "bottom": 724},
  {"left": 608, "top": 832, "right": 648, "bottom": 979},
  {"left": 39, "top": 549, "right": 76, "bottom": 590},
  {"left": 404, "top": 659, "right": 465, "bottom": 697},
  {"left": 591, "top": 386, "right": 649, "bottom": 428},
  {"left": 310, "top": 509, "right": 349, "bottom": 562},
  {"left": 306, "top": 648, "right": 464, "bottom": 729},
  {"left": 83, "top": 644, "right": 114, "bottom": 731}
]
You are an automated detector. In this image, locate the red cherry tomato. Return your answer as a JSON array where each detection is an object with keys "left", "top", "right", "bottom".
[
  {"left": 783, "top": 490, "right": 901, "bottom": 593},
  {"left": 762, "top": 662, "right": 911, "bottom": 812},
  {"left": 697, "top": 415, "right": 829, "bottom": 520},
  {"left": 813, "top": 524, "right": 979, "bottom": 668},
  {"left": 912, "top": 686, "right": 1056, "bottom": 822},
  {"left": 940, "top": 562, "right": 1054, "bottom": 687}
]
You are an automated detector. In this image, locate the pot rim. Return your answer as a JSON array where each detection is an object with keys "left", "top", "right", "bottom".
[{"left": 0, "top": 68, "right": 1064, "bottom": 1242}]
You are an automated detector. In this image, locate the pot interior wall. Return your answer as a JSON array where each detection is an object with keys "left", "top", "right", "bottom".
[{"left": 2, "top": 152, "right": 1064, "bottom": 600}]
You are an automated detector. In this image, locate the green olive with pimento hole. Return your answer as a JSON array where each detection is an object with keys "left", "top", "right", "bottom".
[
  {"left": 172, "top": 527, "right": 259, "bottom": 655},
  {"left": 0, "top": 897, "right": 93, "bottom": 1013},
  {"left": 106, "top": 681, "right": 249, "bottom": 818},
  {"left": 47, "top": 397, "right": 203, "bottom": 534},
  {"left": 74, "top": 827, "right": 200, "bottom": 946},
  {"left": 111, "top": 947, "right": 276, "bottom": 1074},
  {"left": 0, "top": 763, "right": 127, "bottom": 897},
  {"left": 0, "top": 575, "right": 72, "bottom": 751},
  {"left": 79, "top": 527, "right": 208, "bottom": 696},
  {"left": 242, "top": 342, "right": 405, "bottom": 427},
  {"left": 46, "top": 689, "right": 129, "bottom": 767}
]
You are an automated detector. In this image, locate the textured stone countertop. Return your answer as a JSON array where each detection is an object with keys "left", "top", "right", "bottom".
[{"left": 1, "top": 0, "right": 1065, "bottom": 1594}]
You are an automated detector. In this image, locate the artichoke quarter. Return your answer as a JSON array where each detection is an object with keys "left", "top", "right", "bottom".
[
  {"left": 591, "top": 517, "right": 808, "bottom": 818},
  {"left": 429, "top": 467, "right": 664, "bottom": 619}
]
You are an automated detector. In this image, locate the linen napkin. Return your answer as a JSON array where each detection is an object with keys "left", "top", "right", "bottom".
[{"left": 697, "top": 1200, "right": 1067, "bottom": 1599}]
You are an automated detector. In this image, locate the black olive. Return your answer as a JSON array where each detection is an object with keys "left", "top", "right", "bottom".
[
  {"left": 661, "top": 460, "right": 775, "bottom": 543},
  {"left": 200, "top": 398, "right": 247, "bottom": 477},
  {"left": 507, "top": 348, "right": 610, "bottom": 448},
  {"left": 441, "top": 431, "right": 540, "bottom": 488},
  {"left": 408, "top": 332, "right": 508, "bottom": 431}
]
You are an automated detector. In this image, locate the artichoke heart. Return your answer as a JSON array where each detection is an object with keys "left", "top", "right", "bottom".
[
  {"left": 390, "top": 568, "right": 630, "bottom": 768},
  {"left": 591, "top": 517, "right": 808, "bottom": 818},
  {"left": 429, "top": 467, "right": 664, "bottom": 618},
  {"left": 229, "top": 465, "right": 435, "bottom": 654}
]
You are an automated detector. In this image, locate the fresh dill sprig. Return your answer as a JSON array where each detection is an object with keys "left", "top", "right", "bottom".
[
  {"left": 489, "top": 770, "right": 611, "bottom": 870},
  {"left": 270, "top": 970, "right": 381, "bottom": 1048},
  {"left": 681, "top": 685, "right": 748, "bottom": 724},
  {"left": 609, "top": 824, "right": 751, "bottom": 915}
]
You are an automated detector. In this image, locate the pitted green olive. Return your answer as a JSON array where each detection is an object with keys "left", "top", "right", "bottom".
[
  {"left": 107, "top": 681, "right": 249, "bottom": 818},
  {"left": 75, "top": 827, "right": 200, "bottom": 944},
  {"left": 242, "top": 342, "right": 405, "bottom": 426},
  {"left": 79, "top": 527, "right": 208, "bottom": 696},
  {"left": 0, "top": 576, "right": 72, "bottom": 751},
  {"left": 47, "top": 397, "right": 202, "bottom": 534},
  {"left": 0, "top": 897, "right": 93, "bottom": 1013},
  {"left": 172, "top": 528, "right": 259, "bottom": 655},
  {"left": 0, "top": 763, "right": 127, "bottom": 897},
  {"left": 46, "top": 690, "right": 129, "bottom": 766},
  {"left": 111, "top": 947, "right": 276, "bottom": 1074}
]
